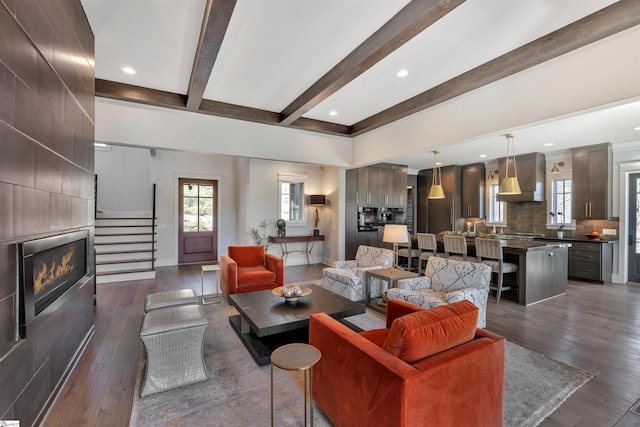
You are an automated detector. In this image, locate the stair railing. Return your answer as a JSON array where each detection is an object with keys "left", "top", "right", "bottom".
[{"left": 151, "top": 183, "right": 156, "bottom": 270}]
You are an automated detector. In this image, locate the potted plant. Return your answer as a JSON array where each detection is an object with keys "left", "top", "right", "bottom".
[
  {"left": 556, "top": 224, "right": 565, "bottom": 239},
  {"left": 248, "top": 219, "right": 273, "bottom": 252}
]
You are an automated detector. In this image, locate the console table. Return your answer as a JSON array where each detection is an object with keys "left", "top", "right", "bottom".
[{"left": 268, "top": 235, "right": 324, "bottom": 265}]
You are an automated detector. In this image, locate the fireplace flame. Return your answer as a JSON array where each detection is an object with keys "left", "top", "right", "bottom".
[{"left": 33, "top": 247, "right": 74, "bottom": 294}]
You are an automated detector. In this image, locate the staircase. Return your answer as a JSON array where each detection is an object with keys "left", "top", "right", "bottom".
[{"left": 95, "top": 217, "right": 157, "bottom": 283}]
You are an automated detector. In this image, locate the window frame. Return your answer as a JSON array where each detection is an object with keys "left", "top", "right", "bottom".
[
  {"left": 278, "top": 173, "right": 307, "bottom": 226},
  {"left": 487, "top": 183, "right": 507, "bottom": 228},
  {"left": 550, "top": 177, "right": 572, "bottom": 225}
]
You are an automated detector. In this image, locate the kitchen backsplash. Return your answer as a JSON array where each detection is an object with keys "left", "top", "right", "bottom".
[{"left": 475, "top": 202, "right": 619, "bottom": 238}]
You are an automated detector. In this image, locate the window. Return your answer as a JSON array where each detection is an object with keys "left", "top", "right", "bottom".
[
  {"left": 488, "top": 184, "right": 505, "bottom": 224},
  {"left": 182, "top": 182, "right": 214, "bottom": 231},
  {"left": 278, "top": 173, "right": 307, "bottom": 223},
  {"left": 551, "top": 178, "right": 571, "bottom": 224}
]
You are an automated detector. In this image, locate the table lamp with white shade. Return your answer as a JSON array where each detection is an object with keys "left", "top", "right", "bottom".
[{"left": 383, "top": 224, "right": 408, "bottom": 269}]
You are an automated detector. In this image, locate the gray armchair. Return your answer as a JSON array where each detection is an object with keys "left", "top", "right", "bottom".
[
  {"left": 386, "top": 256, "right": 491, "bottom": 327},
  {"left": 322, "top": 245, "right": 393, "bottom": 301}
]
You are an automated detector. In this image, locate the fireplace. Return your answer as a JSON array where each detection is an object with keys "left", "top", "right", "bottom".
[{"left": 18, "top": 230, "right": 90, "bottom": 338}]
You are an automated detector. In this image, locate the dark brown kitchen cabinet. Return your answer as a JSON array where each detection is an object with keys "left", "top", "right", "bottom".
[
  {"left": 426, "top": 165, "right": 462, "bottom": 233},
  {"left": 497, "top": 152, "right": 545, "bottom": 202},
  {"left": 346, "top": 169, "right": 358, "bottom": 205},
  {"left": 571, "top": 143, "right": 612, "bottom": 220},
  {"left": 416, "top": 169, "right": 431, "bottom": 233},
  {"left": 393, "top": 166, "right": 408, "bottom": 208},
  {"left": 568, "top": 241, "right": 613, "bottom": 283},
  {"left": 345, "top": 205, "right": 358, "bottom": 259},
  {"left": 461, "top": 163, "right": 485, "bottom": 218},
  {"left": 378, "top": 167, "right": 394, "bottom": 207}
]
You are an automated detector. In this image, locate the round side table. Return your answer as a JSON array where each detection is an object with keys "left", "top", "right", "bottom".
[{"left": 271, "top": 343, "right": 321, "bottom": 427}]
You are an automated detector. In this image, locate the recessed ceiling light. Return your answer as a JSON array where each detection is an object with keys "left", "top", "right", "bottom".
[
  {"left": 122, "top": 66, "right": 136, "bottom": 75},
  {"left": 479, "top": 154, "right": 487, "bottom": 158},
  {"left": 544, "top": 142, "right": 554, "bottom": 146},
  {"left": 634, "top": 126, "right": 640, "bottom": 131},
  {"left": 397, "top": 69, "right": 408, "bottom": 78},
  {"left": 329, "top": 111, "right": 338, "bottom": 116}
]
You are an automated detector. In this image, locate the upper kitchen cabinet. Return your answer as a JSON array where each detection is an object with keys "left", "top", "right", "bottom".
[
  {"left": 461, "top": 163, "right": 485, "bottom": 218},
  {"left": 346, "top": 164, "right": 408, "bottom": 208},
  {"left": 572, "top": 143, "right": 613, "bottom": 220},
  {"left": 346, "top": 169, "right": 358, "bottom": 205},
  {"left": 392, "top": 166, "right": 408, "bottom": 208},
  {"left": 378, "top": 166, "right": 394, "bottom": 207},
  {"left": 352, "top": 166, "right": 378, "bottom": 206},
  {"left": 497, "top": 152, "right": 546, "bottom": 202}
]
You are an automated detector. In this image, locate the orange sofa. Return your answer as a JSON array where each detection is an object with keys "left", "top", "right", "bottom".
[
  {"left": 220, "top": 245, "right": 284, "bottom": 300},
  {"left": 309, "top": 299, "right": 505, "bottom": 427}
]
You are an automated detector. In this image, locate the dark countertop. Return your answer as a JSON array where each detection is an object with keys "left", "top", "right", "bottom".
[
  {"left": 502, "top": 240, "right": 572, "bottom": 252},
  {"left": 535, "top": 236, "right": 619, "bottom": 244},
  {"left": 435, "top": 235, "right": 571, "bottom": 252}
]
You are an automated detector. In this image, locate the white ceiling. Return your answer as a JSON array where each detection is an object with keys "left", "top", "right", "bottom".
[{"left": 81, "top": 0, "right": 640, "bottom": 170}]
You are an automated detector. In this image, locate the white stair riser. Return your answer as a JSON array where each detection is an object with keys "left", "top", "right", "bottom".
[
  {"left": 97, "top": 261, "right": 154, "bottom": 273},
  {"left": 96, "top": 252, "right": 155, "bottom": 262},
  {"left": 97, "top": 270, "right": 156, "bottom": 284}
]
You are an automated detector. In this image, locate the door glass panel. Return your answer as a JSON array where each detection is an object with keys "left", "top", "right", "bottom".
[{"left": 183, "top": 183, "right": 214, "bottom": 232}]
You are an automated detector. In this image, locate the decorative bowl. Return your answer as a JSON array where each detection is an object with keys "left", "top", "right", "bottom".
[
  {"left": 584, "top": 233, "right": 603, "bottom": 239},
  {"left": 272, "top": 285, "right": 312, "bottom": 303}
]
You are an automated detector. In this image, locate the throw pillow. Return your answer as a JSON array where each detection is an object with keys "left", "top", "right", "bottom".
[{"left": 382, "top": 300, "right": 478, "bottom": 364}]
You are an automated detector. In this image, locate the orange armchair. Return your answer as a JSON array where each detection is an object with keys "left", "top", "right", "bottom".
[
  {"left": 309, "top": 299, "right": 505, "bottom": 427},
  {"left": 220, "top": 245, "right": 284, "bottom": 300}
]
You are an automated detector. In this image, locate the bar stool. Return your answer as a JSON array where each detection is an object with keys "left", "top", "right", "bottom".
[
  {"left": 397, "top": 233, "right": 420, "bottom": 271},
  {"left": 443, "top": 235, "right": 476, "bottom": 262},
  {"left": 475, "top": 238, "right": 518, "bottom": 303},
  {"left": 416, "top": 233, "right": 438, "bottom": 274}
]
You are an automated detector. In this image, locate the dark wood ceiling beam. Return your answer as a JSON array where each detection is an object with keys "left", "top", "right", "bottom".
[
  {"left": 351, "top": 0, "right": 640, "bottom": 136},
  {"left": 186, "top": 0, "right": 238, "bottom": 111},
  {"left": 199, "top": 99, "right": 280, "bottom": 124},
  {"left": 289, "top": 117, "right": 352, "bottom": 137},
  {"left": 95, "top": 79, "right": 187, "bottom": 109},
  {"left": 278, "top": 0, "right": 466, "bottom": 126}
]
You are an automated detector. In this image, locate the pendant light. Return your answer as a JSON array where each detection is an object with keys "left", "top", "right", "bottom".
[
  {"left": 498, "top": 133, "right": 522, "bottom": 195},
  {"left": 428, "top": 150, "right": 445, "bottom": 199}
]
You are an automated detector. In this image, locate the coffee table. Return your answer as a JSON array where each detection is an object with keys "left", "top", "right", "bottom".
[{"left": 229, "top": 284, "right": 364, "bottom": 365}]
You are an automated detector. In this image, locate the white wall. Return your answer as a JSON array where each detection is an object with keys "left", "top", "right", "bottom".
[
  {"left": 245, "top": 159, "right": 334, "bottom": 265},
  {"left": 95, "top": 147, "right": 335, "bottom": 267},
  {"left": 94, "top": 145, "right": 152, "bottom": 215}
]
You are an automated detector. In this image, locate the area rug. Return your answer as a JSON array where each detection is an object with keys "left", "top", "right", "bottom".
[{"left": 129, "top": 288, "right": 593, "bottom": 427}]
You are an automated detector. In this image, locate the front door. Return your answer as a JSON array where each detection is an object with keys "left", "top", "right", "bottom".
[
  {"left": 178, "top": 178, "right": 218, "bottom": 264},
  {"left": 629, "top": 173, "right": 640, "bottom": 283}
]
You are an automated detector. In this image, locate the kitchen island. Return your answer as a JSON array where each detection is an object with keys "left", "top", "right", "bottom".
[
  {"left": 435, "top": 236, "right": 571, "bottom": 305},
  {"left": 501, "top": 240, "right": 572, "bottom": 306}
]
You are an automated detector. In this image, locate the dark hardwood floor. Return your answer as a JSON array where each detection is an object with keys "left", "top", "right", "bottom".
[{"left": 42, "top": 264, "right": 640, "bottom": 426}]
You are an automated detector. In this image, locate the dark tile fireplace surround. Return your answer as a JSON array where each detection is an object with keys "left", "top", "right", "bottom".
[{"left": 0, "top": 0, "right": 96, "bottom": 424}]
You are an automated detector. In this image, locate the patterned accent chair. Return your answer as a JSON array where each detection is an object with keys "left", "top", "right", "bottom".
[
  {"left": 322, "top": 245, "right": 393, "bottom": 301},
  {"left": 386, "top": 256, "right": 491, "bottom": 327}
]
